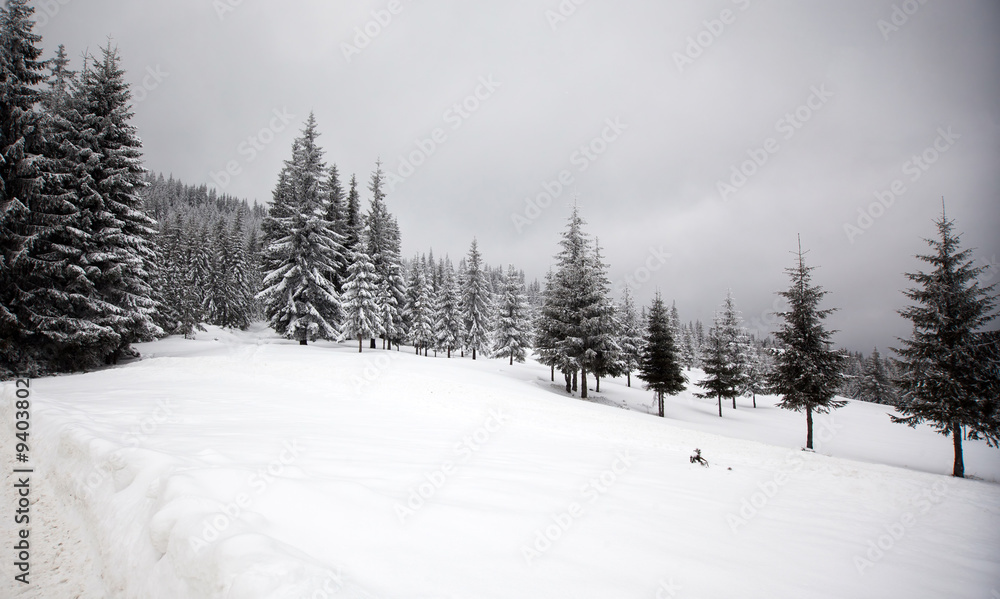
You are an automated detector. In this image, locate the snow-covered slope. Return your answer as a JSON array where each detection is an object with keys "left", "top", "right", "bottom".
[{"left": 3, "top": 325, "right": 999, "bottom": 598}]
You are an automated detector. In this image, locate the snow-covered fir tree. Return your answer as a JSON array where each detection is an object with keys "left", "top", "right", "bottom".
[
  {"left": 893, "top": 207, "right": 999, "bottom": 477},
  {"left": 434, "top": 258, "right": 464, "bottom": 358},
  {"left": 742, "top": 344, "right": 770, "bottom": 408},
  {"left": 257, "top": 114, "right": 343, "bottom": 345},
  {"left": 83, "top": 43, "right": 163, "bottom": 361},
  {"left": 537, "top": 208, "right": 620, "bottom": 399},
  {"left": 716, "top": 290, "right": 752, "bottom": 409},
  {"left": 618, "top": 287, "right": 644, "bottom": 387},
  {"left": 341, "top": 244, "right": 380, "bottom": 352},
  {"left": 364, "top": 161, "right": 406, "bottom": 349},
  {"left": 492, "top": 264, "right": 530, "bottom": 365},
  {"left": 587, "top": 240, "right": 624, "bottom": 393},
  {"left": 697, "top": 315, "right": 741, "bottom": 418},
  {"left": 461, "top": 238, "right": 491, "bottom": 360},
  {"left": 404, "top": 258, "right": 435, "bottom": 354},
  {"left": 772, "top": 239, "right": 846, "bottom": 450},
  {"left": 638, "top": 292, "right": 686, "bottom": 417}
]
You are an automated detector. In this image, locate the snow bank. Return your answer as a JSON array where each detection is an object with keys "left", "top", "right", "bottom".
[{"left": 3, "top": 325, "right": 999, "bottom": 598}]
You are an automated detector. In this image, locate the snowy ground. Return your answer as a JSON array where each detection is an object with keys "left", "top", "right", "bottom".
[{"left": 2, "top": 324, "right": 999, "bottom": 598}]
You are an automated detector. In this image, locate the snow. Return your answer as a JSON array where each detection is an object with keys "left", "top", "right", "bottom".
[{"left": 2, "top": 323, "right": 999, "bottom": 598}]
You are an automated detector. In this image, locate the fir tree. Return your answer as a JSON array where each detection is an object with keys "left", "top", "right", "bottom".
[
  {"left": 587, "top": 240, "right": 624, "bottom": 393},
  {"left": 341, "top": 245, "right": 380, "bottom": 352},
  {"left": 854, "top": 347, "right": 897, "bottom": 405},
  {"left": 772, "top": 239, "right": 846, "bottom": 450},
  {"left": 742, "top": 345, "right": 770, "bottom": 408},
  {"left": 638, "top": 292, "right": 686, "bottom": 417},
  {"left": 434, "top": 259, "right": 463, "bottom": 358},
  {"left": 461, "top": 238, "right": 490, "bottom": 359},
  {"left": 364, "top": 161, "right": 405, "bottom": 349},
  {"left": 893, "top": 207, "right": 999, "bottom": 477},
  {"left": 618, "top": 287, "right": 644, "bottom": 387},
  {"left": 0, "top": 0, "right": 48, "bottom": 374},
  {"left": 405, "top": 258, "right": 435, "bottom": 354},
  {"left": 697, "top": 319, "right": 740, "bottom": 418},
  {"left": 257, "top": 114, "right": 343, "bottom": 344},
  {"left": 493, "top": 264, "right": 530, "bottom": 365},
  {"left": 84, "top": 43, "right": 163, "bottom": 361},
  {"left": 539, "top": 207, "right": 620, "bottom": 398},
  {"left": 717, "top": 290, "right": 751, "bottom": 409}
]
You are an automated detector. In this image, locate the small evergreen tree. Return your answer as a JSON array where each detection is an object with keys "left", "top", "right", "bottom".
[
  {"left": 696, "top": 318, "right": 740, "bottom": 418},
  {"left": 493, "top": 264, "right": 530, "bottom": 365},
  {"left": 618, "top": 287, "right": 644, "bottom": 387},
  {"left": 405, "top": 259, "right": 435, "bottom": 354},
  {"left": 341, "top": 246, "right": 380, "bottom": 352},
  {"left": 854, "top": 347, "right": 897, "bottom": 405},
  {"left": 717, "top": 290, "right": 752, "bottom": 409},
  {"left": 638, "top": 292, "right": 687, "bottom": 417},
  {"left": 772, "top": 239, "right": 846, "bottom": 450},
  {"left": 462, "top": 238, "right": 491, "bottom": 360},
  {"left": 434, "top": 260, "right": 463, "bottom": 358}
]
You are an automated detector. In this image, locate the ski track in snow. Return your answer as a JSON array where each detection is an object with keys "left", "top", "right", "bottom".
[{"left": 1, "top": 430, "right": 110, "bottom": 598}]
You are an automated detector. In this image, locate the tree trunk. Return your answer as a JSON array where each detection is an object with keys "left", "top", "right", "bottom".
[
  {"left": 732, "top": 395, "right": 736, "bottom": 409},
  {"left": 509, "top": 354, "right": 513, "bottom": 366},
  {"left": 806, "top": 405, "right": 814, "bottom": 450},
  {"left": 627, "top": 371, "right": 631, "bottom": 388},
  {"left": 370, "top": 338, "right": 376, "bottom": 349},
  {"left": 472, "top": 348, "right": 477, "bottom": 360},
  {"left": 581, "top": 368, "right": 588, "bottom": 399},
  {"left": 565, "top": 372, "right": 572, "bottom": 394},
  {"left": 358, "top": 336, "right": 363, "bottom": 353},
  {"left": 572, "top": 371, "right": 578, "bottom": 392},
  {"left": 551, "top": 365, "right": 555, "bottom": 382},
  {"left": 718, "top": 393, "right": 722, "bottom": 418},
  {"left": 752, "top": 391, "right": 756, "bottom": 408},
  {"left": 659, "top": 391, "right": 665, "bottom": 418},
  {"left": 952, "top": 422, "right": 965, "bottom": 477},
  {"left": 447, "top": 347, "right": 451, "bottom": 358},
  {"left": 595, "top": 376, "right": 601, "bottom": 393}
]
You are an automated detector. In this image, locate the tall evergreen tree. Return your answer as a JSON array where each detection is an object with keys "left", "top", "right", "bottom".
[
  {"left": 893, "top": 208, "right": 999, "bottom": 477},
  {"left": 405, "top": 258, "right": 435, "bottom": 354},
  {"left": 493, "top": 264, "right": 530, "bottom": 365},
  {"left": 587, "top": 240, "right": 624, "bottom": 393},
  {"left": 364, "top": 161, "right": 405, "bottom": 349},
  {"left": 86, "top": 43, "right": 163, "bottom": 361},
  {"left": 434, "top": 259, "right": 463, "bottom": 358},
  {"left": 257, "top": 114, "right": 342, "bottom": 344},
  {"left": 772, "top": 239, "right": 846, "bottom": 450},
  {"left": 1, "top": 0, "right": 48, "bottom": 374},
  {"left": 638, "top": 292, "right": 687, "bottom": 417},
  {"left": 539, "top": 207, "right": 620, "bottom": 398},
  {"left": 461, "top": 238, "right": 490, "bottom": 360}
]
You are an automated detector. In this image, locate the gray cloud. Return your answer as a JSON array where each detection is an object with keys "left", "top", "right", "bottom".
[{"left": 38, "top": 0, "right": 1000, "bottom": 352}]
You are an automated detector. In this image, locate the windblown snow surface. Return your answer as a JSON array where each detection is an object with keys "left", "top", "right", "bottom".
[{"left": 2, "top": 324, "right": 999, "bottom": 598}]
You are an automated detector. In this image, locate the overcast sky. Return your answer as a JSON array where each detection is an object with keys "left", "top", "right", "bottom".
[{"left": 37, "top": 0, "right": 1000, "bottom": 353}]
